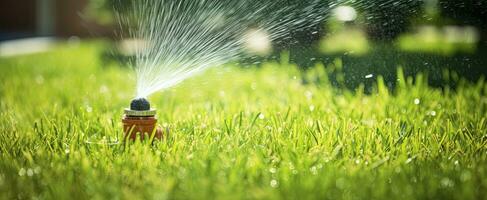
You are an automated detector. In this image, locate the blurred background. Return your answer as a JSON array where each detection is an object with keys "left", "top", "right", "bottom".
[{"left": 1, "top": 0, "right": 486, "bottom": 90}]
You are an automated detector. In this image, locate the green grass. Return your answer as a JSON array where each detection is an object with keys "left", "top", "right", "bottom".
[{"left": 0, "top": 41, "right": 486, "bottom": 200}]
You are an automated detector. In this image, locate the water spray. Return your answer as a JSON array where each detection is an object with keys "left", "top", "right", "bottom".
[
  {"left": 122, "top": 98, "right": 165, "bottom": 140},
  {"left": 116, "top": 0, "right": 332, "bottom": 140}
]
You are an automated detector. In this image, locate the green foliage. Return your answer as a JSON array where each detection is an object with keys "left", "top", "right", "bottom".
[
  {"left": 0, "top": 42, "right": 486, "bottom": 199},
  {"left": 397, "top": 26, "right": 478, "bottom": 55},
  {"left": 319, "top": 28, "right": 370, "bottom": 55}
]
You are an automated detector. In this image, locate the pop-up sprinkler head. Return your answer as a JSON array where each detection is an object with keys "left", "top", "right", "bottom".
[
  {"left": 122, "top": 98, "right": 165, "bottom": 140},
  {"left": 130, "top": 98, "right": 150, "bottom": 111}
]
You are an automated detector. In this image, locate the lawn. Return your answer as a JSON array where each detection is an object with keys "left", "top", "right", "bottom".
[{"left": 0, "top": 42, "right": 486, "bottom": 199}]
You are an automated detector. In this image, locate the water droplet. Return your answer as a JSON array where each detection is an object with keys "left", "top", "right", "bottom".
[
  {"left": 365, "top": 74, "right": 373, "bottom": 79},
  {"left": 26, "top": 169, "right": 34, "bottom": 177},
  {"left": 440, "top": 177, "right": 454, "bottom": 188},
  {"left": 310, "top": 166, "right": 318, "bottom": 175},
  {"left": 269, "top": 167, "right": 277, "bottom": 174},
  {"left": 270, "top": 179, "right": 279, "bottom": 188},
  {"left": 414, "top": 98, "right": 420, "bottom": 105},
  {"left": 430, "top": 110, "right": 436, "bottom": 116},
  {"left": 304, "top": 91, "right": 313, "bottom": 100},
  {"left": 18, "top": 168, "right": 26, "bottom": 176},
  {"left": 258, "top": 113, "right": 265, "bottom": 119}
]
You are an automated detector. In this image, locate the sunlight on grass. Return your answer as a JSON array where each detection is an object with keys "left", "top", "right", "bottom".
[{"left": 0, "top": 42, "right": 486, "bottom": 199}]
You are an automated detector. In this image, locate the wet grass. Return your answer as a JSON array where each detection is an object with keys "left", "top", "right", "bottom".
[{"left": 0, "top": 42, "right": 486, "bottom": 199}]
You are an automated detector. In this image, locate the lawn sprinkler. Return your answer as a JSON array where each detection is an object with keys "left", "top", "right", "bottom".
[{"left": 122, "top": 98, "right": 165, "bottom": 140}]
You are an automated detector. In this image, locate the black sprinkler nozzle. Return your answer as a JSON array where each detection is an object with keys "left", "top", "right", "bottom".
[{"left": 130, "top": 98, "right": 151, "bottom": 111}]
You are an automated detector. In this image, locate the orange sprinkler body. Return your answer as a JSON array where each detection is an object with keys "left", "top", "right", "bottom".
[{"left": 122, "top": 98, "right": 165, "bottom": 140}]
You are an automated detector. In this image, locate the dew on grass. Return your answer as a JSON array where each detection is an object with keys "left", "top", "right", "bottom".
[
  {"left": 414, "top": 98, "right": 420, "bottom": 105},
  {"left": 269, "top": 167, "right": 277, "bottom": 174},
  {"left": 365, "top": 74, "right": 374, "bottom": 79},
  {"left": 258, "top": 113, "right": 265, "bottom": 119}
]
